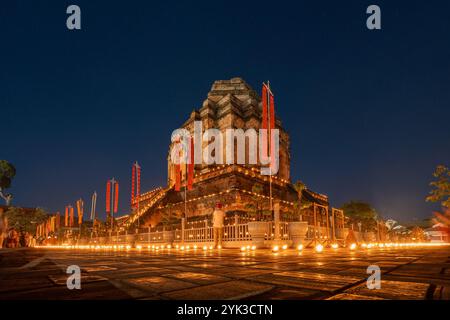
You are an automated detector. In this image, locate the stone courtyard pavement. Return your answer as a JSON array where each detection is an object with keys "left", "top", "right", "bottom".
[{"left": 0, "top": 246, "right": 449, "bottom": 300}]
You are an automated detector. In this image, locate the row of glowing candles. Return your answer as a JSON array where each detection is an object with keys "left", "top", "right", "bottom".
[
  {"left": 37, "top": 242, "right": 448, "bottom": 252},
  {"left": 276, "top": 242, "right": 449, "bottom": 253},
  {"left": 37, "top": 244, "right": 220, "bottom": 251}
]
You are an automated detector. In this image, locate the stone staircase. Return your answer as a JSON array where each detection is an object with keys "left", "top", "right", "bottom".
[{"left": 126, "top": 186, "right": 171, "bottom": 229}]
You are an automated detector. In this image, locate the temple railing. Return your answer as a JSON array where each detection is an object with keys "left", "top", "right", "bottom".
[
  {"left": 89, "top": 220, "right": 349, "bottom": 247},
  {"left": 266, "top": 221, "right": 291, "bottom": 240}
]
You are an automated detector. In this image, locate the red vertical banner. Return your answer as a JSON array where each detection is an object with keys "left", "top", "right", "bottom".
[
  {"left": 77, "top": 199, "right": 84, "bottom": 225},
  {"left": 261, "top": 83, "right": 270, "bottom": 164},
  {"left": 187, "top": 137, "right": 194, "bottom": 190},
  {"left": 175, "top": 163, "right": 181, "bottom": 191},
  {"left": 269, "top": 93, "right": 275, "bottom": 130},
  {"left": 136, "top": 165, "right": 141, "bottom": 204},
  {"left": 64, "top": 206, "right": 69, "bottom": 227},
  {"left": 173, "top": 137, "right": 182, "bottom": 191},
  {"left": 106, "top": 181, "right": 111, "bottom": 213},
  {"left": 69, "top": 206, "right": 74, "bottom": 227},
  {"left": 131, "top": 165, "right": 136, "bottom": 208},
  {"left": 114, "top": 182, "right": 119, "bottom": 213},
  {"left": 261, "top": 82, "right": 276, "bottom": 168},
  {"left": 262, "top": 84, "right": 268, "bottom": 130},
  {"left": 269, "top": 92, "right": 276, "bottom": 171}
]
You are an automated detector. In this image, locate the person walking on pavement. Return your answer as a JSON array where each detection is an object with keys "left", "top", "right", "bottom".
[{"left": 212, "top": 203, "right": 225, "bottom": 249}]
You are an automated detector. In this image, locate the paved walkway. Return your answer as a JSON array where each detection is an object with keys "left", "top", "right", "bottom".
[{"left": 0, "top": 246, "right": 449, "bottom": 300}]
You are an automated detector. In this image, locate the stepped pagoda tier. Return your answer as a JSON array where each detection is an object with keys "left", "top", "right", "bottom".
[{"left": 127, "top": 78, "right": 329, "bottom": 229}]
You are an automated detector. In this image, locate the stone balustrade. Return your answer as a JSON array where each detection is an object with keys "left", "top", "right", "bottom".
[{"left": 88, "top": 220, "right": 356, "bottom": 248}]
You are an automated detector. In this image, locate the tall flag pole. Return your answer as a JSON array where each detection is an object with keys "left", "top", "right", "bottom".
[
  {"left": 106, "top": 180, "right": 111, "bottom": 230},
  {"left": 137, "top": 163, "right": 140, "bottom": 225},
  {"left": 131, "top": 162, "right": 141, "bottom": 229},
  {"left": 114, "top": 182, "right": 119, "bottom": 215},
  {"left": 183, "top": 137, "right": 195, "bottom": 218},
  {"left": 184, "top": 137, "right": 195, "bottom": 219},
  {"left": 64, "top": 206, "right": 69, "bottom": 227},
  {"left": 262, "top": 81, "right": 276, "bottom": 215},
  {"left": 90, "top": 192, "right": 97, "bottom": 221},
  {"left": 76, "top": 199, "right": 84, "bottom": 226},
  {"left": 131, "top": 165, "right": 135, "bottom": 207},
  {"left": 90, "top": 191, "right": 97, "bottom": 238},
  {"left": 174, "top": 136, "right": 182, "bottom": 192},
  {"left": 69, "top": 205, "right": 74, "bottom": 228},
  {"left": 106, "top": 180, "right": 111, "bottom": 224},
  {"left": 187, "top": 138, "right": 194, "bottom": 191},
  {"left": 106, "top": 178, "right": 119, "bottom": 232},
  {"left": 76, "top": 198, "right": 84, "bottom": 238}
]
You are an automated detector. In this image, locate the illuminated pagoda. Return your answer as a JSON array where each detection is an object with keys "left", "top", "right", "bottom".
[{"left": 126, "top": 78, "right": 330, "bottom": 229}]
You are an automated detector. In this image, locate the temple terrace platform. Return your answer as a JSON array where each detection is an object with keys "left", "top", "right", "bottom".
[{"left": 0, "top": 246, "right": 449, "bottom": 300}]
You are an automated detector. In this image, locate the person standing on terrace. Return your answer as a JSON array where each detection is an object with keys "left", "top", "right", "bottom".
[{"left": 213, "top": 203, "right": 225, "bottom": 249}]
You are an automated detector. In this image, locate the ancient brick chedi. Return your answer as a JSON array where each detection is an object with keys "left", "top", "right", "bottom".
[{"left": 127, "top": 78, "right": 328, "bottom": 228}]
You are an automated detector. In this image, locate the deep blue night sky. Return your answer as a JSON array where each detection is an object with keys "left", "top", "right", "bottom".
[{"left": 1, "top": 1, "right": 449, "bottom": 223}]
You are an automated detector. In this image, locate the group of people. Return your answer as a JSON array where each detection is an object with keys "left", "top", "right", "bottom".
[
  {"left": 0, "top": 212, "right": 36, "bottom": 249},
  {"left": 0, "top": 228, "right": 35, "bottom": 248}
]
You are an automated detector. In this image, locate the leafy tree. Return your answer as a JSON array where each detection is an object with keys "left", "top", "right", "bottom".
[
  {"left": 4, "top": 207, "right": 48, "bottom": 233},
  {"left": 426, "top": 165, "right": 450, "bottom": 208},
  {"left": 385, "top": 219, "right": 399, "bottom": 231},
  {"left": 246, "top": 183, "right": 264, "bottom": 221},
  {"left": 291, "top": 180, "right": 312, "bottom": 221},
  {"left": 385, "top": 219, "right": 402, "bottom": 240},
  {"left": 0, "top": 160, "right": 16, "bottom": 206},
  {"left": 432, "top": 207, "right": 450, "bottom": 236},
  {"left": 341, "top": 201, "right": 378, "bottom": 231},
  {"left": 411, "top": 226, "right": 425, "bottom": 241},
  {"left": 293, "top": 181, "right": 306, "bottom": 202}
]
